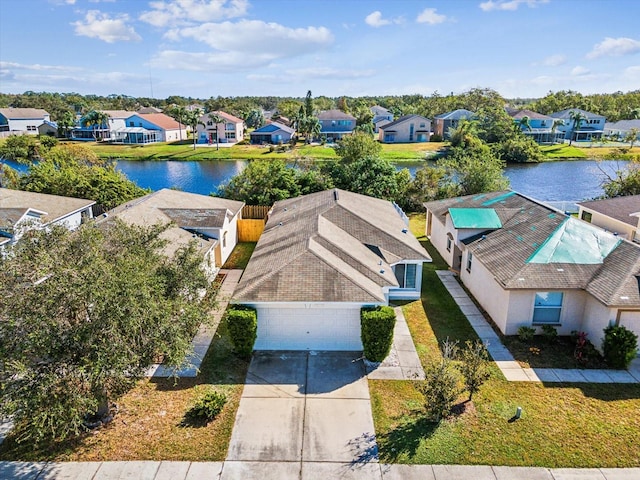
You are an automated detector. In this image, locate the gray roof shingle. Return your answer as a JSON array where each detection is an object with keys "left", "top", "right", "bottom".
[
  {"left": 578, "top": 195, "right": 640, "bottom": 227},
  {"left": 234, "top": 189, "right": 430, "bottom": 303}
]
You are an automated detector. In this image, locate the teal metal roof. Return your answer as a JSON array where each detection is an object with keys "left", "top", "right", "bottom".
[
  {"left": 449, "top": 208, "right": 502, "bottom": 229},
  {"left": 527, "top": 217, "right": 621, "bottom": 264}
]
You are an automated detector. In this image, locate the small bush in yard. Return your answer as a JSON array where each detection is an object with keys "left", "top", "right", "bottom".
[
  {"left": 457, "top": 340, "right": 491, "bottom": 402},
  {"left": 602, "top": 324, "right": 638, "bottom": 369},
  {"left": 186, "top": 388, "right": 227, "bottom": 422},
  {"left": 541, "top": 324, "right": 558, "bottom": 344},
  {"left": 418, "top": 340, "right": 462, "bottom": 422},
  {"left": 226, "top": 306, "right": 257, "bottom": 359},
  {"left": 361, "top": 306, "right": 396, "bottom": 362},
  {"left": 517, "top": 326, "right": 535, "bottom": 342}
]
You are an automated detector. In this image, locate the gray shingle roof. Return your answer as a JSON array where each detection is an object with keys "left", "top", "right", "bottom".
[
  {"left": 434, "top": 109, "right": 474, "bottom": 120},
  {"left": 0, "top": 108, "right": 49, "bottom": 119},
  {"left": 0, "top": 188, "right": 95, "bottom": 225},
  {"left": 578, "top": 195, "right": 640, "bottom": 227},
  {"left": 549, "top": 108, "right": 605, "bottom": 120},
  {"left": 424, "top": 191, "right": 640, "bottom": 307},
  {"left": 234, "top": 189, "right": 431, "bottom": 303},
  {"left": 317, "top": 110, "right": 357, "bottom": 121},
  {"left": 380, "top": 114, "right": 430, "bottom": 130}
]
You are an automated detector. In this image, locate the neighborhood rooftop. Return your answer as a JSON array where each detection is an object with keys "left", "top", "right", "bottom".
[
  {"left": 234, "top": 189, "right": 430, "bottom": 304},
  {"left": 424, "top": 190, "right": 640, "bottom": 307},
  {"left": 578, "top": 194, "right": 640, "bottom": 227},
  {"left": 0, "top": 188, "right": 95, "bottom": 225}
]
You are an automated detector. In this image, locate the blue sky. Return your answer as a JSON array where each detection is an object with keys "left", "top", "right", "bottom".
[{"left": 1, "top": 0, "right": 639, "bottom": 99}]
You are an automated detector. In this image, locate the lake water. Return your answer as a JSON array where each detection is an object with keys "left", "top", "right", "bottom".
[{"left": 1, "top": 158, "right": 629, "bottom": 203}]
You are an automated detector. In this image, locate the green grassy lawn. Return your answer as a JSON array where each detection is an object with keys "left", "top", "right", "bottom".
[
  {"left": 539, "top": 144, "right": 588, "bottom": 159},
  {"left": 369, "top": 214, "right": 640, "bottom": 468},
  {"left": 0, "top": 316, "right": 249, "bottom": 462},
  {"left": 61, "top": 140, "right": 447, "bottom": 162},
  {"left": 222, "top": 242, "right": 256, "bottom": 270}
]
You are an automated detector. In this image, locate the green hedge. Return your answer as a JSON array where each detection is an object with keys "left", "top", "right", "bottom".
[
  {"left": 602, "top": 324, "right": 638, "bottom": 369},
  {"left": 226, "top": 305, "right": 257, "bottom": 358},
  {"left": 361, "top": 306, "right": 396, "bottom": 362}
]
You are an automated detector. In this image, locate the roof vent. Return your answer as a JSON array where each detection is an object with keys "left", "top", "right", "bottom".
[
  {"left": 402, "top": 228, "right": 408, "bottom": 234},
  {"left": 278, "top": 222, "right": 283, "bottom": 226},
  {"left": 380, "top": 269, "right": 385, "bottom": 274},
  {"left": 334, "top": 190, "right": 339, "bottom": 201},
  {"left": 557, "top": 268, "right": 564, "bottom": 272},
  {"left": 284, "top": 207, "right": 288, "bottom": 211}
]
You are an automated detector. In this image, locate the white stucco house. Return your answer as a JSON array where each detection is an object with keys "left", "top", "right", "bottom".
[
  {"left": 0, "top": 108, "right": 51, "bottom": 135},
  {"left": 424, "top": 191, "right": 640, "bottom": 351},
  {"left": 233, "top": 189, "right": 431, "bottom": 351},
  {"left": 196, "top": 111, "right": 245, "bottom": 145},
  {"left": 577, "top": 195, "right": 640, "bottom": 242},
  {"left": 72, "top": 110, "right": 136, "bottom": 141},
  {"left": 0, "top": 188, "right": 95, "bottom": 246},
  {"left": 104, "top": 189, "right": 244, "bottom": 277}
]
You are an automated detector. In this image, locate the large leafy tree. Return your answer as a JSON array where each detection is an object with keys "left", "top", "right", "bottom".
[
  {"left": 245, "top": 109, "right": 265, "bottom": 129},
  {"left": 56, "top": 111, "right": 76, "bottom": 138},
  {"left": 15, "top": 144, "right": 149, "bottom": 210},
  {"left": 165, "top": 105, "right": 188, "bottom": 141},
  {"left": 334, "top": 131, "right": 382, "bottom": 162},
  {"left": 0, "top": 220, "right": 213, "bottom": 444}
]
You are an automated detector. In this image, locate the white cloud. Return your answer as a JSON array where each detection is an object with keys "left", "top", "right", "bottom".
[
  {"left": 48, "top": 0, "right": 76, "bottom": 5},
  {"left": 149, "top": 50, "right": 272, "bottom": 71},
  {"left": 479, "top": 0, "right": 548, "bottom": 12},
  {"left": 416, "top": 8, "right": 447, "bottom": 25},
  {"left": 587, "top": 37, "right": 640, "bottom": 59},
  {"left": 571, "top": 65, "right": 590, "bottom": 76},
  {"left": 541, "top": 54, "right": 567, "bottom": 67},
  {"left": 166, "top": 20, "right": 333, "bottom": 57},
  {"left": 0, "top": 61, "right": 82, "bottom": 72},
  {"left": 140, "top": 0, "right": 248, "bottom": 27},
  {"left": 73, "top": 10, "right": 141, "bottom": 43},
  {"left": 365, "top": 11, "right": 390, "bottom": 27},
  {"left": 247, "top": 67, "right": 375, "bottom": 83}
]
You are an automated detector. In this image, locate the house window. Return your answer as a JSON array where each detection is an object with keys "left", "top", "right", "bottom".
[
  {"left": 532, "top": 292, "right": 563, "bottom": 324},
  {"left": 226, "top": 123, "right": 234, "bottom": 131},
  {"left": 394, "top": 263, "right": 417, "bottom": 289},
  {"left": 446, "top": 234, "right": 452, "bottom": 252},
  {"left": 409, "top": 124, "right": 414, "bottom": 142},
  {"left": 223, "top": 231, "right": 227, "bottom": 248},
  {"left": 225, "top": 131, "right": 236, "bottom": 140},
  {"left": 466, "top": 252, "right": 473, "bottom": 272},
  {"left": 581, "top": 211, "right": 592, "bottom": 223},
  {"left": 129, "top": 121, "right": 134, "bottom": 127},
  {"left": 27, "top": 125, "right": 36, "bottom": 131},
  {"left": 207, "top": 120, "right": 213, "bottom": 126}
]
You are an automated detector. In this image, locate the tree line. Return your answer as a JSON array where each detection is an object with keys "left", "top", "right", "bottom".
[{"left": 3, "top": 87, "right": 640, "bottom": 127}]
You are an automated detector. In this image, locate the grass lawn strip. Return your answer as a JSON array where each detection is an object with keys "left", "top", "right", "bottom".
[
  {"left": 222, "top": 243, "right": 256, "bottom": 270},
  {"left": 368, "top": 214, "right": 640, "bottom": 468},
  {"left": 0, "top": 317, "right": 249, "bottom": 462}
]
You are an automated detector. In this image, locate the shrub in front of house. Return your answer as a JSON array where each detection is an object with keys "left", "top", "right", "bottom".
[
  {"left": 517, "top": 326, "right": 535, "bottom": 342},
  {"left": 226, "top": 305, "right": 257, "bottom": 359},
  {"left": 361, "top": 306, "right": 396, "bottom": 362},
  {"left": 602, "top": 324, "right": 638, "bottom": 369},
  {"left": 186, "top": 388, "right": 227, "bottom": 422},
  {"left": 541, "top": 324, "right": 558, "bottom": 344}
]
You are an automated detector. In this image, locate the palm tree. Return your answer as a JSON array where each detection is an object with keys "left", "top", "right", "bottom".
[
  {"left": 568, "top": 110, "right": 587, "bottom": 146},
  {"left": 172, "top": 106, "right": 188, "bottom": 141},
  {"left": 82, "top": 110, "right": 110, "bottom": 141},
  {"left": 183, "top": 109, "right": 202, "bottom": 150},
  {"left": 518, "top": 115, "right": 532, "bottom": 132},
  {"left": 301, "top": 116, "right": 321, "bottom": 143},
  {"left": 550, "top": 119, "right": 564, "bottom": 144},
  {"left": 207, "top": 112, "right": 224, "bottom": 151}
]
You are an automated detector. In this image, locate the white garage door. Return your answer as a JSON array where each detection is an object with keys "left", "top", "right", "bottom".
[
  {"left": 619, "top": 311, "right": 640, "bottom": 353},
  {"left": 254, "top": 305, "right": 363, "bottom": 351}
]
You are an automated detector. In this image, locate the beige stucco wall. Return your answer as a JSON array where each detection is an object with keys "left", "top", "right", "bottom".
[
  {"left": 428, "top": 212, "right": 456, "bottom": 267},
  {"left": 381, "top": 119, "right": 430, "bottom": 143},
  {"left": 578, "top": 207, "right": 638, "bottom": 240}
]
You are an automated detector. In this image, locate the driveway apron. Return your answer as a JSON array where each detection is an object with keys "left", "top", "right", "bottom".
[{"left": 226, "top": 351, "right": 378, "bottom": 467}]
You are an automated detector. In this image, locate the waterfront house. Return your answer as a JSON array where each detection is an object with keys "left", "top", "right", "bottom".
[
  {"left": 0, "top": 188, "right": 95, "bottom": 246},
  {"left": 250, "top": 122, "right": 295, "bottom": 145},
  {"left": 507, "top": 109, "right": 564, "bottom": 144},
  {"left": 371, "top": 105, "right": 394, "bottom": 132},
  {"left": 549, "top": 108, "right": 605, "bottom": 142},
  {"left": 110, "top": 113, "right": 186, "bottom": 144},
  {"left": 105, "top": 189, "right": 244, "bottom": 275},
  {"left": 196, "top": 111, "right": 245, "bottom": 145},
  {"left": 233, "top": 189, "right": 431, "bottom": 351},
  {"left": 433, "top": 109, "right": 474, "bottom": 139},
  {"left": 72, "top": 110, "right": 135, "bottom": 141},
  {"left": 577, "top": 195, "right": 640, "bottom": 242},
  {"left": 378, "top": 114, "right": 431, "bottom": 143},
  {"left": 604, "top": 119, "right": 640, "bottom": 142},
  {"left": 0, "top": 108, "right": 51, "bottom": 136},
  {"left": 317, "top": 110, "right": 357, "bottom": 142},
  {"left": 424, "top": 190, "right": 640, "bottom": 350}
]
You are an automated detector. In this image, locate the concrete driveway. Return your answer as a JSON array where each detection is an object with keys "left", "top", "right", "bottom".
[{"left": 226, "top": 351, "right": 378, "bottom": 468}]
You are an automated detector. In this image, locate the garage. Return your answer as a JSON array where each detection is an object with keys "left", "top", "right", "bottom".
[
  {"left": 253, "top": 304, "right": 363, "bottom": 351},
  {"left": 619, "top": 310, "right": 640, "bottom": 352}
]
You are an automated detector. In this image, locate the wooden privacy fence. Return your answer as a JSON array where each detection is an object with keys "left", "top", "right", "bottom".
[
  {"left": 242, "top": 205, "right": 270, "bottom": 220},
  {"left": 238, "top": 205, "right": 270, "bottom": 242}
]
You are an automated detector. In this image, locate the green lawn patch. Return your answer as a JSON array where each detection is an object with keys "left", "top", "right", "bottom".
[
  {"left": 502, "top": 335, "right": 607, "bottom": 369},
  {"left": 539, "top": 144, "right": 587, "bottom": 159},
  {"left": 222, "top": 242, "right": 256, "bottom": 270},
  {"left": 369, "top": 214, "right": 640, "bottom": 467},
  {"left": 0, "top": 315, "right": 249, "bottom": 462}
]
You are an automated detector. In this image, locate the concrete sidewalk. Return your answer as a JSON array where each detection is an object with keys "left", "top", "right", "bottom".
[
  {"left": 2, "top": 461, "right": 639, "bottom": 479},
  {"left": 436, "top": 270, "right": 640, "bottom": 383}
]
